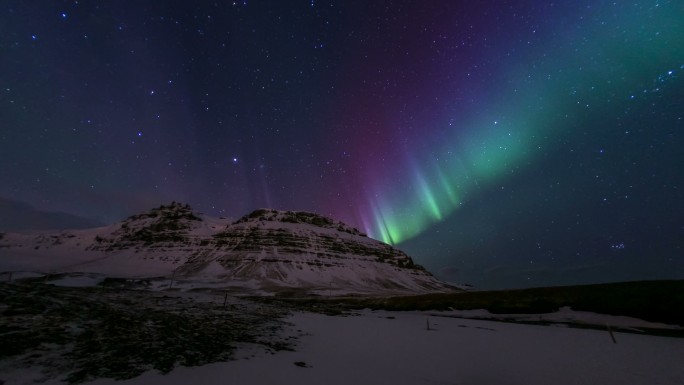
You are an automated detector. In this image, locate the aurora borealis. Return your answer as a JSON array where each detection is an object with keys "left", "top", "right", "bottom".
[
  {"left": 1, "top": 1, "right": 683, "bottom": 288},
  {"left": 359, "top": 2, "right": 683, "bottom": 245}
]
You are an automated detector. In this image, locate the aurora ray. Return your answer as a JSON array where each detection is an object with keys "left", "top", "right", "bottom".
[{"left": 360, "top": 1, "right": 684, "bottom": 244}]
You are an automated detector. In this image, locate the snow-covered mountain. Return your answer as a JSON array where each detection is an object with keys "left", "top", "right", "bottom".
[{"left": 0, "top": 203, "right": 457, "bottom": 295}]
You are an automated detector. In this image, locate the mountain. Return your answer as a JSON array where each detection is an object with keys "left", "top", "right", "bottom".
[
  {"left": 0, "top": 203, "right": 457, "bottom": 295},
  {"left": 0, "top": 197, "right": 103, "bottom": 231}
]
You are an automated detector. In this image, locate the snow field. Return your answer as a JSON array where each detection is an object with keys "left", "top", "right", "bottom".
[{"left": 82, "top": 310, "right": 684, "bottom": 385}]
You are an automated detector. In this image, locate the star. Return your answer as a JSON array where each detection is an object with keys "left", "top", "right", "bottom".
[{"left": 1, "top": 0, "right": 681, "bottom": 291}]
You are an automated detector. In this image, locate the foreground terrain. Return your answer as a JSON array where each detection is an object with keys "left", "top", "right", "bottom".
[
  {"left": 84, "top": 310, "right": 684, "bottom": 385},
  {"left": 1, "top": 279, "right": 683, "bottom": 385},
  {"left": 342, "top": 279, "right": 684, "bottom": 332},
  {"left": 0, "top": 283, "right": 298, "bottom": 384}
]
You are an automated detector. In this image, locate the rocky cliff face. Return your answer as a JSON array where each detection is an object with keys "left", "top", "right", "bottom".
[
  {"left": 89, "top": 202, "right": 203, "bottom": 250},
  {"left": 211, "top": 209, "right": 418, "bottom": 270},
  {"left": 0, "top": 204, "right": 457, "bottom": 295}
]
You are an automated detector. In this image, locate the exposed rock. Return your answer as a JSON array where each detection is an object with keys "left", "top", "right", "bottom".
[{"left": 0, "top": 204, "right": 459, "bottom": 295}]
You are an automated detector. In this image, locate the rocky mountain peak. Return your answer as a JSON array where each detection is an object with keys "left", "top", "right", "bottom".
[
  {"left": 123, "top": 202, "right": 201, "bottom": 224},
  {"left": 93, "top": 202, "right": 203, "bottom": 249},
  {"left": 233, "top": 208, "right": 365, "bottom": 236}
]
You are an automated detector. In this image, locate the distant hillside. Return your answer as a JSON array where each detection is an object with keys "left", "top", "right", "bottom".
[{"left": 0, "top": 198, "right": 102, "bottom": 231}]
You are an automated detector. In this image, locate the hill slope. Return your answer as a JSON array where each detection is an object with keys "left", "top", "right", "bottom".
[{"left": 0, "top": 203, "right": 456, "bottom": 295}]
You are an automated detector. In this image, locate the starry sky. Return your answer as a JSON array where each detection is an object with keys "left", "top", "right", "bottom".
[{"left": 1, "top": 1, "right": 683, "bottom": 289}]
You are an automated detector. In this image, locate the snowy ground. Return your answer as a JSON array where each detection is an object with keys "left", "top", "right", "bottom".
[
  {"left": 2, "top": 281, "right": 682, "bottom": 385},
  {"left": 0, "top": 284, "right": 296, "bottom": 385},
  {"left": 428, "top": 306, "right": 683, "bottom": 332},
  {"left": 75, "top": 310, "right": 683, "bottom": 385}
]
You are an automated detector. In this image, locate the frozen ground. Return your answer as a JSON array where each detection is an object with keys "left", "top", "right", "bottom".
[
  {"left": 429, "top": 306, "right": 683, "bottom": 332},
  {"left": 2, "top": 282, "right": 682, "bottom": 385},
  {"left": 0, "top": 284, "right": 296, "bottom": 385},
  {"left": 78, "top": 310, "right": 683, "bottom": 385}
]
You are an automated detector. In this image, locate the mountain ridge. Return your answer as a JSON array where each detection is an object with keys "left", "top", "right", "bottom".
[{"left": 0, "top": 202, "right": 458, "bottom": 296}]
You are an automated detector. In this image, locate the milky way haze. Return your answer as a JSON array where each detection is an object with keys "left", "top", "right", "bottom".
[{"left": 1, "top": 1, "right": 682, "bottom": 289}]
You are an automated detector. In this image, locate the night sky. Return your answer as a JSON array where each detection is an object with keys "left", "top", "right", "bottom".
[{"left": 1, "top": 1, "right": 683, "bottom": 289}]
